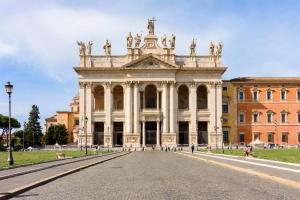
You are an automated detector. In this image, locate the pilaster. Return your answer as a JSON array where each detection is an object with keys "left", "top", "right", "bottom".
[
  {"left": 190, "top": 82, "right": 197, "bottom": 146},
  {"left": 104, "top": 82, "right": 112, "bottom": 147}
]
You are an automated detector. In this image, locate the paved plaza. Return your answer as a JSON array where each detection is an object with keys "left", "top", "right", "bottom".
[{"left": 13, "top": 151, "right": 300, "bottom": 200}]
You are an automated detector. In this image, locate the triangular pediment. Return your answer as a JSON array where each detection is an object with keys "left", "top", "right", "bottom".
[{"left": 122, "top": 54, "right": 179, "bottom": 69}]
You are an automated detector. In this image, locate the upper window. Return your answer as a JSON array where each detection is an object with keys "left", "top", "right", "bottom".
[
  {"left": 267, "top": 111, "right": 273, "bottom": 123},
  {"left": 239, "top": 91, "right": 245, "bottom": 101},
  {"left": 253, "top": 89, "right": 259, "bottom": 101},
  {"left": 222, "top": 86, "right": 228, "bottom": 91},
  {"left": 253, "top": 112, "right": 259, "bottom": 123},
  {"left": 239, "top": 112, "right": 245, "bottom": 123},
  {"left": 178, "top": 85, "right": 189, "bottom": 109},
  {"left": 222, "top": 99, "right": 229, "bottom": 113},
  {"left": 297, "top": 90, "right": 300, "bottom": 101},
  {"left": 266, "top": 89, "right": 272, "bottom": 101},
  {"left": 297, "top": 111, "right": 300, "bottom": 123},
  {"left": 281, "top": 111, "right": 287, "bottom": 123},
  {"left": 281, "top": 89, "right": 286, "bottom": 101}
]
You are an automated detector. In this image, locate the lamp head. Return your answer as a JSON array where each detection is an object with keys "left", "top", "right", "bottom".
[{"left": 5, "top": 81, "right": 13, "bottom": 95}]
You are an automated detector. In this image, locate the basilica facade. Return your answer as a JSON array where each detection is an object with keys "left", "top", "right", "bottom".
[{"left": 74, "top": 20, "right": 227, "bottom": 148}]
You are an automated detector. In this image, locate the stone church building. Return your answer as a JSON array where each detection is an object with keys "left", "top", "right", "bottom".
[{"left": 74, "top": 20, "right": 227, "bottom": 148}]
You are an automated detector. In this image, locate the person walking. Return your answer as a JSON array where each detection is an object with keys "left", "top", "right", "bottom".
[{"left": 191, "top": 143, "right": 195, "bottom": 154}]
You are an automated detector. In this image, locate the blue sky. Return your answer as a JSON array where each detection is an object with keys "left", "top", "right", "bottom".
[{"left": 1, "top": 0, "right": 300, "bottom": 129}]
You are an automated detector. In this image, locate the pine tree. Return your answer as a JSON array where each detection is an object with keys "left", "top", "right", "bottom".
[
  {"left": 25, "top": 105, "right": 42, "bottom": 147},
  {"left": 55, "top": 124, "right": 68, "bottom": 145}
]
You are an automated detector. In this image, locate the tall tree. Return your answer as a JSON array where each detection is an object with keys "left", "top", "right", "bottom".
[{"left": 25, "top": 105, "right": 43, "bottom": 146}]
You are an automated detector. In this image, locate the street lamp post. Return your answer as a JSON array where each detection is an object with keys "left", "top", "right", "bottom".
[
  {"left": 5, "top": 82, "right": 14, "bottom": 166},
  {"left": 84, "top": 116, "right": 88, "bottom": 155}
]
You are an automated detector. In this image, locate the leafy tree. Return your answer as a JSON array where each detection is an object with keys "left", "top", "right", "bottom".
[
  {"left": 25, "top": 105, "right": 43, "bottom": 146},
  {"left": 0, "top": 114, "right": 21, "bottom": 147},
  {"left": 55, "top": 124, "right": 68, "bottom": 145},
  {"left": 45, "top": 125, "right": 56, "bottom": 145},
  {"left": 45, "top": 124, "right": 68, "bottom": 145}
]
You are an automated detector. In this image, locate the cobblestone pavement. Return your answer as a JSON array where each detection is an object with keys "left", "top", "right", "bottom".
[{"left": 13, "top": 152, "right": 300, "bottom": 200}]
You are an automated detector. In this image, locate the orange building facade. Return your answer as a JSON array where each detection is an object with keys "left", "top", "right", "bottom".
[
  {"left": 44, "top": 96, "right": 80, "bottom": 143},
  {"left": 229, "top": 77, "right": 300, "bottom": 146}
]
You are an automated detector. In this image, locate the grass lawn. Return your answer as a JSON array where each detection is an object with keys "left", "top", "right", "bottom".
[
  {"left": 0, "top": 149, "right": 109, "bottom": 169},
  {"left": 210, "top": 148, "right": 300, "bottom": 164}
]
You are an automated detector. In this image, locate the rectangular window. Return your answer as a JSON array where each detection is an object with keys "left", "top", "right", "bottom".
[
  {"left": 222, "top": 86, "right": 227, "bottom": 91},
  {"left": 281, "top": 90, "right": 286, "bottom": 100},
  {"left": 267, "top": 113, "right": 272, "bottom": 123},
  {"left": 75, "top": 119, "right": 79, "bottom": 126},
  {"left": 222, "top": 101, "right": 229, "bottom": 113},
  {"left": 282, "top": 132, "right": 288, "bottom": 143},
  {"left": 268, "top": 132, "right": 274, "bottom": 143},
  {"left": 239, "top": 91, "right": 244, "bottom": 101},
  {"left": 267, "top": 90, "right": 272, "bottom": 101},
  {"left": 298, "top": 113, "right": 300, "bottom": 123},
  {"left": 254, "top": 132, "right": 260, "bottom": 140},
  {"left": 281, "top": 113, "right": 286, "bottom": 123},
  {"left": 239, "top": 133, "right": 245, "bottom": 143},
  {"left": 223, "top": 131, "right": 229, "bottom": 144},
  {"left": 298, "top": 133, "right": 300, "bottom": 143},
  {"left": 239, "top": 113, "right": 245, "bottom": 123},
  {"left": 253, "top": 113, "right": 258, "bottom": 123},
  {"left": 253, "top": 91, "right": 258, "bottom": 101},
  {"left": 297, "top": 91, "right": 300, "bottom": 101}
]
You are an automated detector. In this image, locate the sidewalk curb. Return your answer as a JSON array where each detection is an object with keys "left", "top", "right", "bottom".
[
  {"left": 0, "top": 152, "right": 129, "bottom": 200},
  {"left": 0, "top": 152, "right": 119, "bottom": 181}
]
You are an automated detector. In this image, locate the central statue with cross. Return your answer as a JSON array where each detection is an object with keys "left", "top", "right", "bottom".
[{"left": 147, "top": 17, "right": 156, "bottom": 35}]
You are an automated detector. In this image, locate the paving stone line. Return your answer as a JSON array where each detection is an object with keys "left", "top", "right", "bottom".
[
  {"left": 0, "top": 152, "right": 130, "bottom": 200},
  {"left": 0, "top": 152, "right": 119, "bottom": 181}
]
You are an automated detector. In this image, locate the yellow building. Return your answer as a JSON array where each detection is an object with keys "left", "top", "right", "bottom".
[
  {"left": 44, "top": 96, "right": 80, "bottom": 143},
  {"left": 221, "top": 81, "right": 236, "bottom": 145}
]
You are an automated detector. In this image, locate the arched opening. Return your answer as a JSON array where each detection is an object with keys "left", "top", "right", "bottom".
[
  {"left": 113, "top": 85, "right": 124, "bottom": 110},
  {"left": 145, "top": 85, "right": 157, "bottom": 109},
  {"left": 178, "top": 85, "right": 189, "bottom": 109},
  {"left": 93, "top": 85, "right": 104, "bottom": 111},
  {"left": 197, "top": 85, "right": 207, "bottom": 109}
]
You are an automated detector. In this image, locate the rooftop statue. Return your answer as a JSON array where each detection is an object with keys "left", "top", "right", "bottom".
[
  {"left": 134, "top": 33, "right": 141, "bottom": 48},
  {"left": 209, "top": 41, "right": 215, "bottom": 56},
  {"left": 190, "top": 38, "right": 196, "bottom": 56},
  {"left": 87, "top": 41, "right": 93, "bottom": 55},
  {"left": 169, "top": 33, "right": 176, "bottom": 49},
  {"left": 147, "top": 17, "right": 155, "bottom": 35},
  {"left": 161, "top": 34, "right": 167, "bottom": 47},
  {"left": 216, "top": 41, "right": 223, "bottom": 57},
  {"left": 103, "top": 40, "right": 111, "bottom": 56},
  {"left": 77, "top": 41, "right": 86, "bottom": 55},
  {"left": 127, "top": 32, "right": 133, "bottom": 48}
]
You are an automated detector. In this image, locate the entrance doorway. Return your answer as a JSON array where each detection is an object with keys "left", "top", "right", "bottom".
[
  {"left": 145, "top": 122, "right": 157, "bottom": 145},
  {"left": 178, "top": 122, "right": 189, "bottom": 146},
  {"left": 113, "top": 122, "right": 123, "bottom": 146},
  {"left": 94, "top": 122, "right": 104, "bottom": 145},
  {"left": 198, "top": 121, "right": 208, "bottom": 145}
]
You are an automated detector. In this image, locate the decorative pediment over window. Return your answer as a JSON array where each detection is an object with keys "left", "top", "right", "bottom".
[{"left": 122, "top": 53, "right": 179, "bottom": 69}]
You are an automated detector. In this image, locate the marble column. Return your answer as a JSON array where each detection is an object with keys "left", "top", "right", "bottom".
[
  {"left": 125, "top": 82, "right": 133, "bottom": 134},
  {"left": 169, "top": 82, "right": 176, "bottom": 134},
  {"left": 104, "top": 82, "right": 112, "bottom": 146},
  {"left": 133, "top": 82, "right": 140, "bottom": 134},
  {"left": 79, "top": 82, "right": 85, "bottom": 147},
  {"left": 86, "top": 82, "right": 93, "bottom": 145},
  {"left": 156, "top": 120, "right": 160, "bottom": 146},
  {"left": 142, "top": 120, "right": 145, "bottom": 147},
  {"left": 190, "top": 82, "right": 197, "bottom": 146},
  {"left": 162, "top": 82, "right": 169, "bottom": 133}
]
